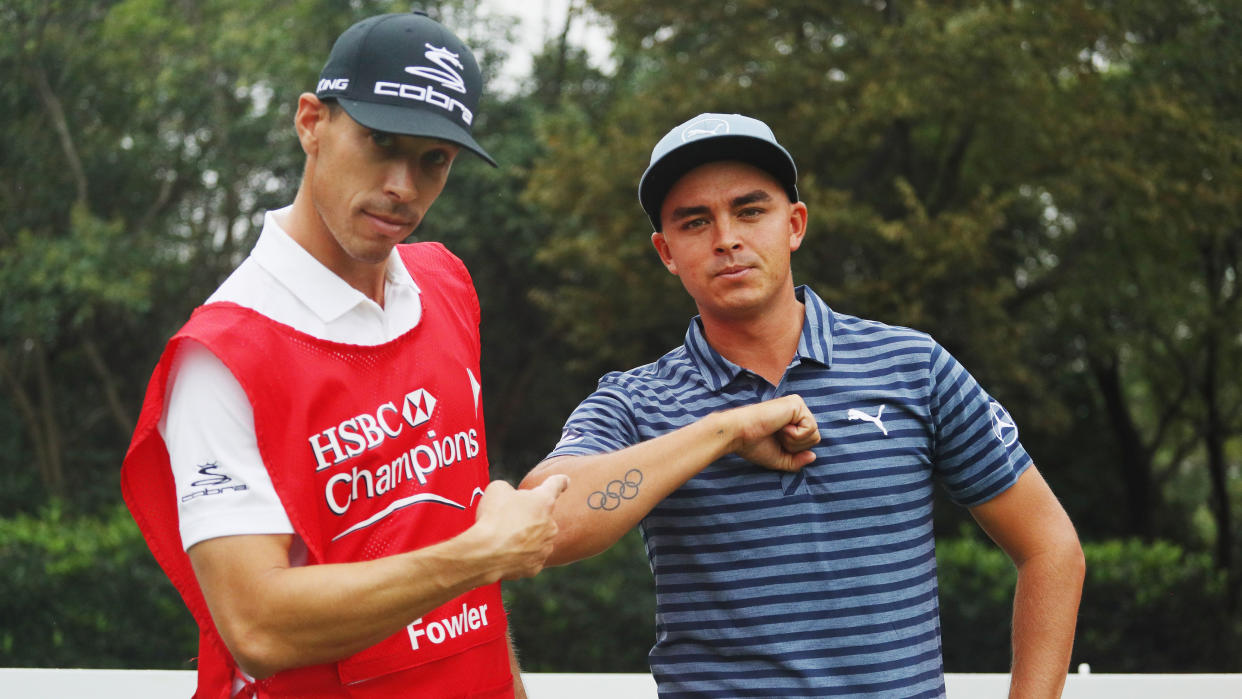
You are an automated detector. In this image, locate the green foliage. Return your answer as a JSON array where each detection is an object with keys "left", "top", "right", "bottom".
[
  {"left": 935, "top": 531, "right": 1018, "bottom": 671},
  {"left": 0, "top": 206, "right": 155, "bottom": 341},
  {"left": 1075, "top": 539, "right": 1238, "bottom": 672},
  {"left": 1, "top": 0, "right": 1240, "bottom": 674},
  {"left": 505, "top": 530, "right": 655, "bottom": 672},
  {"left": 3, "top": 511, "right": 1237, "bottom": 674},
  {"left": 526, "top": 0, "right": 1242, "bottom": 571},
  {"left": 936, "top": 535, "right": 1241, "bottom": 673},
  {"left": 0, "top": 503, "right": 196, "bottom": 668}
]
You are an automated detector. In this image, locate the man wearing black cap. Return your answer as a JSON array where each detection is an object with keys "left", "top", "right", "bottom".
[
  {"left": 123, "top": 12, "right": 566, "bottom": 698},
  {"left": 522, "top": 113, "right": 1084, "bottom": 697}
]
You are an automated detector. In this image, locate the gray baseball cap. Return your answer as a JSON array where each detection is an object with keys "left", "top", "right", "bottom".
[
  {"left": 315, "top": 11, "right": 496, "bottom": 166},
  {"left": 638, "top": 113, "right": 798, "bottom": 231}
]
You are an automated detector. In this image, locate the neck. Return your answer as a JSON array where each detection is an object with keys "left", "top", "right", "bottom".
[
  {"left": 699, "top": 289, "right": 804, "bottom": 387},
  {"left": 283, "top": 186, "right": 388, "bottom": 306}
]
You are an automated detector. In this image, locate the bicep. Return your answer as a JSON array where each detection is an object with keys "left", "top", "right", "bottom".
[
  {"left": 187, "top": 533, "right": 295, "bottom": 641},
  {"left": 968, "top": 466, "right": 1078, "bottom": 566}
]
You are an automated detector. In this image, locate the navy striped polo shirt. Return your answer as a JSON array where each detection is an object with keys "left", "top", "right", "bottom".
[{"left": 547, "top": 286, "right": 1031, "bottom": 698}]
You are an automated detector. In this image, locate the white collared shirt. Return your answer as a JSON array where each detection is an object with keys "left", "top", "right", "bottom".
[{"left": 160, "top": 206, "right": 423, "bottom": 550}]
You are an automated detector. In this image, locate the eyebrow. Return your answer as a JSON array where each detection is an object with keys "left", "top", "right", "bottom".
[
  {"left": 732, "top": 190, "right": 774, "bottom": 207},
  {"left": 669, "top": 204, "right": 711, "bottom": 221},
  {"left": 669, "top": 190, "right": 775, "bottom": 222}
]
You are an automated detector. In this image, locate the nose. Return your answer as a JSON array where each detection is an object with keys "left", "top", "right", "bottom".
[
  {"left": 713, "top": 218, "right": 742, "bottom": 253},
  {"left": 383, "top": 161, "right": 419, "bottom": 202}
]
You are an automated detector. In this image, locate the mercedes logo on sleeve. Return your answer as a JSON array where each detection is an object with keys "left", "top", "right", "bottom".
[{"left": 989, "top": 400, "right": 1019, "bottom": 447}]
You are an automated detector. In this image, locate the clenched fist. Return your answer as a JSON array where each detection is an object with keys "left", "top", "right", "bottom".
[
  {"left": 472, "top": 475, "right": 569, "bottom": 580},
  {"left": 724, "top": 395, "right": 820, "bottom": 471}
]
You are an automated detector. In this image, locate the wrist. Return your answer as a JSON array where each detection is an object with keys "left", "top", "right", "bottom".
[
  {"left": 702, "top": 409, "right": 741, "bottom": 456},
  {"left": 426, "top": 525, "right": 505, "bottom": 590}
]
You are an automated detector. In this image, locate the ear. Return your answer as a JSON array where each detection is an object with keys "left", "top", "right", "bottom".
[
  {"left": 651, "top": 232, "right": 679, "bottom": 275},
  {"left": 294, "top": 93, "right": 329, "bottom": 156},
  {"left": 787, "top": 200, "right": 808, "bottom": 252}
]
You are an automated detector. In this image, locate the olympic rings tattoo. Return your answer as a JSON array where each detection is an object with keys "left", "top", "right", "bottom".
[{"left": 587, "top": 469, "right": 644, "bottom": 511}]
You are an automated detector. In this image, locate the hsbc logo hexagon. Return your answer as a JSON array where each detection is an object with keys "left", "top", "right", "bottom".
[{"left": 402, "top": 388, "right": 437, "bottom": 428}]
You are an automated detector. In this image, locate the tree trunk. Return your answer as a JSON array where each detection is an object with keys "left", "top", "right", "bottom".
[
  {"left": 33, "top": 339, "right": 65, "bottom": 496},
  {"left": 32, "top": 62, "right": 88, "bottom": 207},
  {"left": 1199, "top": 240, "right": 1234, "bottom": 581},
  {"left": 82, "top": 337, "right": 135, "bottom": 435},
  {"left": 0, "top": 343, "right": 65, "bottom": 497},
  {"left": 1202, "top": 347, "right": 1233, "bottom": 577},
  {"left": 1090, "top": 353, "right": 1155, "bottom": 539}
]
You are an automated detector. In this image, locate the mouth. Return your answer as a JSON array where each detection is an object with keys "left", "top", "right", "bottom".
[
  {"left": 362, "top": 210, "right": 416, "bottom": 238},
  {"left": 716, "top": 264, "right": 753, "bottom": 279}
]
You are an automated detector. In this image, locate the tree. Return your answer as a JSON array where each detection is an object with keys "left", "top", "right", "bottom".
[
  {"left": 1032, "top": 0, "right": 1242, "bottom": 573},
  {"left": 526, "top": 0, "right": 1242, "bottom": 569},
  {"left": 0, "top": 0, "right": 512, "bottom": 509}
]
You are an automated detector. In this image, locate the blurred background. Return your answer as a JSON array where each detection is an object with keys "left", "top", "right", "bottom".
[{"left": 1, "top": 0, "right": 1239, "bottom": 675}]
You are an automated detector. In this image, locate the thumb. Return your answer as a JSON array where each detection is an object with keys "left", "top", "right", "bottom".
[{"left": 534, "top": 474, "right": 570, "bottom": 499}]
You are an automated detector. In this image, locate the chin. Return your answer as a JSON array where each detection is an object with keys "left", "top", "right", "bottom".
[{"left": 344, "top": 240, "right": 396, "bottom": 266}]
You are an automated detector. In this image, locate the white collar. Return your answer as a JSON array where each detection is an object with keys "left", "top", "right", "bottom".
[{"left": 252, "top": 207, "right": 420, "bottom": 323}]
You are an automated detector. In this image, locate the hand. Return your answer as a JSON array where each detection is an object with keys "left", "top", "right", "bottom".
[
  {"left": 472, "top": 476, "right": 569, "bottom": 580},
  {"left": 725, "top": 395, "right": 820, "bottom": 472}
]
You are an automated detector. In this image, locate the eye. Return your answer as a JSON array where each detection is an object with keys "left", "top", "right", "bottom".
[
  {"left": 738, "top": 206, "right": 765, "bottom": 219},
  {"left": 370, "top": 131, "right": 396, "bottom": 150},
  {"left": 424, "top": 149, "right": 451, "bottom": 167}
]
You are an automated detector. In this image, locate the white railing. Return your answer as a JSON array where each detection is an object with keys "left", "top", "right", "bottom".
[{"left": 3, "top": 668, "right": 1241, "bottom": 698}]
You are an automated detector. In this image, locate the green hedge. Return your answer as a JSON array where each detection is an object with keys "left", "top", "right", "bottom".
[
  {"left": 0, "top": 503, "right": 196, "bottom": 669},
  {"left": 2, "top": 505, "right": 1237, "bottom": 673},
  {"left": 504, "top": 529, "right": 656, "bottom": 672},
  {"left": 938, "top": 534, "right": 1241, "bottom": 673},
  {"left": 511, "top": 531, "right": 1242, "bottom": 673}
]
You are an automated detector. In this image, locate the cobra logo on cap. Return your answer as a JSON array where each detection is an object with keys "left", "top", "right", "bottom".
[
  {"left": 405, "top": 44, "right": 468, "bottom": 94},
  {"left": 372, "top": 41, "right": 475, "bottom": 125},
  {"left": 681, "top": 117, "right": 730, "bottom": 142}
]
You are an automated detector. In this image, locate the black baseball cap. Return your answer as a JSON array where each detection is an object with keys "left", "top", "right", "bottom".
[
  {"left": 315, "top": 11, "right": 496, "bottom": 166},
  {"left": 638, "top": 113, "right": 798, "bottom": 231}
]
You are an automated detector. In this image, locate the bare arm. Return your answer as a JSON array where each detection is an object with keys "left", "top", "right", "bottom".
[
  {"left": 520, "top": 395, "right": 819, "bottom": 566},
  {"left": 187, "top": 476, "right": 568, "bottom": 679},
  {"left": 969, "top": 466, "right": 1085, "bottom": 699}
]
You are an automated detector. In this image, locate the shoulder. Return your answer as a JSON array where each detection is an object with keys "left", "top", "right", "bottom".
[
  {"left": 829, "top": 310, "right": 938, "bottom": 358},
  {"left": 397, "top": 241, "right": 476, "bottom": 305},
  {"left": 205, "top": 257, "right": 269, "bottom": 306},
  {"left": 597, "top": 344, "right": 698, "bottom": 394}
]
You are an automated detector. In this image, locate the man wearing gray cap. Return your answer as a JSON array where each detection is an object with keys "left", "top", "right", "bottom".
[
  {"left": 523, "top": 113, "right": 1084, "bottom": 697},
  {"left": 123, "top": 12, "right": 566, "bottom": 698}
]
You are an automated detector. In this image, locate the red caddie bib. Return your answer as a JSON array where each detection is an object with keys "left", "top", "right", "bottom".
[{"left": 122, "top": 243, "right": 512, "bottom": 698}]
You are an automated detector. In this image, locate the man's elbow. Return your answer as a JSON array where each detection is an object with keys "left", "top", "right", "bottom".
[
  {"left": 1064, "top": 538, "right": 1086, "bottom": 587},
  {"left": 518, "top": 457, "right": 570, "bottom": 491},
  {"left": 218, "top": 619, "right": 296, "bottom": 680},
  {"left": 1037, "top": 530, "right": 1086, "bottom": 589}
]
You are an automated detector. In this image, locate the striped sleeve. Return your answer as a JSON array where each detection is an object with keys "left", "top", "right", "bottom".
[
  {"left": 545, "top": 372, "right": 640, "bottom": 458},
  {"left": 928, "top": 342, "right": 1032, "bottom": 506}
]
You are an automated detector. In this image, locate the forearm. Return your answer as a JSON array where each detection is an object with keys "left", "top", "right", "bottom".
[
  {"left": 966, "top": 466, "right": 1085, "bottom": 698},
  {"left": 190, "top": 476, "right": 565, "bottom": 680},
  {"left": 524, "top": 395, "right": 818, "bottom": 565},
  {"left": 521, "top": 412, "right": 736, "bottom": 565},
  {"left": 192, "top": 526, "right": 504, "bottom": 678},
  {"left": 1008, "top": 545, "right": 1086, "bottom": 698}
]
